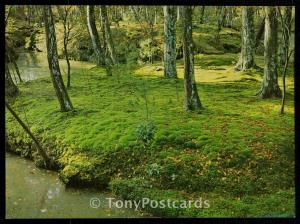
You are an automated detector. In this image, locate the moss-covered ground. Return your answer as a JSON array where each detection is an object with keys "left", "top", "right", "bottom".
[{"left": 6, "top": 21, "right": 295, "bottom": 217}]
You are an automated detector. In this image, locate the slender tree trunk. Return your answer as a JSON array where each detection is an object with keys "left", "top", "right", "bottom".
[
  {"left": 88, "top": 6, "right": 112, "bottom": 76},
  {"left": 12, "top": 60, "right": 23, "bottom": 83},
  {"left": 176, "top": 6, "right": 180, "bottom": 22},
  {"left": 163, "top": 6, "right": 177, "bottom": 78},
  {"left": 199, "top": 6, "right": 205, "bottom": 24},
  {"left": 279, "top": 6, "right": 292, "bottom": 65},
  {"left": 5, "top": 5, "right": 12, "bottom": 27},
  {"left": 258, "top": 7, "right": 281, "bottom": 98},
  {"left": 100, "top": 5, "right": 118, "bottom": 65},
  {"left": 182, "top": 6, "right": 202, "bottom": 111},
  {"left": 217, "top": 6, "right": 226, "bottom": 28},
  {"left": 154, "top": 8, "right": 157, "bottom": 25},
  {"left": 87, "top": 5, "right": 105, "bottom": 66},
  {"left": 43, "top": 5, "right": 74, "bottom": 111},
  {"left": 5, "top": 101, "right": 54, "bottom": 169},
  {"left": 280, "top": 50, "right": 293, "bottom": 114},
  {"left": 277, "top": 7, "right": 293, "bottom": 114},
  {"left": 235, "top": 6, "right": 255, "bottom": 71},
  {"left": 63, "top": 6, "right": 71, "bottom": 88},
  {"left": 7, "top": 51, "right": 23, "bottom": 83},
  {"left": 255, "top": 16, "right": 265, "bottom": 49},
  {"left": 5, "top": 63, "right": 19, "bottom": 97}
]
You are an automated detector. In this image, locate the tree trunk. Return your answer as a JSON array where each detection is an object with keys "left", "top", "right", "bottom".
[
  {"left": 87, "top": 5, "right": 105, "bottom": 66},
  {"left": 235, "top": 6, "right": 255, "bottom": 71},
  {"left": 63, "top": 6, "right": 71, "bottom": 88},
  {"left": 217, "top": 6, "right": 226, "bottom": 28},
  {"left": 255, "top": 16, "right": 265, "bottom": 49},
  {"left": 5, "top": 63, "right": 19, "bottom": 97},
  {"left": 199, "top": 6, "right": 205, "bottom": 24},
  {"left": 100, "top": 5, "right": 118, "bottom": 65},
  {"left": 176, "top": 6, "right": 180, "bottom": 22},
  {"left": 163, "top": 6, "right": 177, "bottom": 78},
  {"left": 12, "top": 60, "right": 23, "bottom": 83},
  {"left": 258, "top": 7, "right": 281, "bottom": 98},
  {"left": 279, "top": 6, "right": 292, "bottom": 65},
  {"left": 5, "top": 101, "right": 54, "bottom": 169},
  {"left": 7, "top": 51, "right": 23, "bottom": 83},
  {"left": 182, "top": 6, "right": 202, "bottom": 111},
  {"left": 43, "top": 5, "right": 74, "bottom": 112}
]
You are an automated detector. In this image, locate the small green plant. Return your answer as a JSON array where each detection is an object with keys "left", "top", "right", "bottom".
[
  {"left": 146, "top": 163, "right": 162, "bottom": 179},
  {"left": 135, "top": 121, "right": 156, "bottom": 145}
]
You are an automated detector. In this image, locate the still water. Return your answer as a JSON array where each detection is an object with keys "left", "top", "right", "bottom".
[
  {"left": 12, "top": 51, "right": 94, "bottom": 83},
  {"left": 6, "top": 153, "right": 148, "bottom": 218}
]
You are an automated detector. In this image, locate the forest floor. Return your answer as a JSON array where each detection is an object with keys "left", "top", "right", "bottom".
[
  {"left": 6, "top": 53, "right": 295, "bottom": 217},
  {"left": 6, "top": 20, "right": 295, "bottom": 217}
]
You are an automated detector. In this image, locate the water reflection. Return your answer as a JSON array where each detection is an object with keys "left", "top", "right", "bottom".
[{"left": 15, "top": 51, "right": 94, "bottom": 82}]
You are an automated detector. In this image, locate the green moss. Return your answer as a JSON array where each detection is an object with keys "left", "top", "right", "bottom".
[
  {"left": 109, "top": 178, "right": 295, "bottom": 217},
  {"left": 5, "top": 18, "right": 295, "bottom": 217}
]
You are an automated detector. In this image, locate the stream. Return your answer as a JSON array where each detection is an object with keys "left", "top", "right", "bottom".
[
  {"left": 6, "top": 153, "right": 147, "bottom": 218},
  {"left": 6, "top": 51, "right": 148, "bottom": 218}
]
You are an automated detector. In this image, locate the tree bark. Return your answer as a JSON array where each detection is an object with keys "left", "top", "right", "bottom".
[
  {"left": 87, "top": 5, "right": 105, "bottom": 66},
  {"left": 255, "top": 16, "right": 265, "bottom": 49},
  {"left": 5, "top": 63, "right": 19, "bottom": 97},
  {"left": 63, "top": 6, "right": 71, "bottom": 88},
  {"left": 279, "top": 6, "right": 292, "bottom": 65},
  {"left": 182, "top": 6, "right": 202, "bottom": 111},
  {"left": 217, "top": 6, "right": 226, "bottom": 28},
  {"left": 235, "top": 7, "right": 255, "bottom": 71},
  {"left": 12, "top": 60, "right": 23, "bottom": 83},
  {"left": 163, "top": 6, "right": 177, "bottom": 78},
  {"left": 43, "top": 5, "right": 74, "bottom": 112},
  {"left": 100, "top": 5, "right": 118, "bottom": 65},
  {"left": 176, "top": 6, "right": 180, "bottom": 22},
  {"left": 258, "top": 7, "right": 281, "bottom": 98},
  {"left": 199, "top": 6, "right": 205, "bottom": 24}
]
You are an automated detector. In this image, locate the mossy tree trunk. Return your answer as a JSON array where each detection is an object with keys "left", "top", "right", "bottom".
[
  {"left": 100, "top": 5, "right": 118, "bottom": 65},
  {"left": 258, "top": 7, "right": 281, "bottom": 98},
  {"left": 235, "top": 6, "right": 255, "bottom": 71},
  {"left": 182, "top": 6, "right": 202, "bottom": 111},
  {"left": 163, "top": 6, "right": 177, "bottom": 78},
  {"left": 43, "top": 5, "right": 74, "bottom": 112}
]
